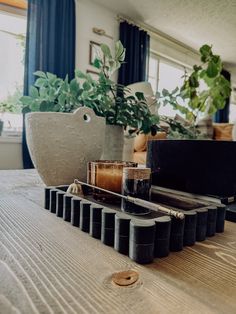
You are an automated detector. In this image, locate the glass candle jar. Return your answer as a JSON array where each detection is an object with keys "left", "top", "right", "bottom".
[
  {"left": 122, "top": 167, "right": 151, "bottom": 215},
  {"left": 87, "top": 160, "right": 137, "bottom": 203}
]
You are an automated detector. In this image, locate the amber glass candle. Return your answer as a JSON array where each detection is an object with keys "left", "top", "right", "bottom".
[{"left": 87, "top": 161, "right": 137, "bottom": 202}]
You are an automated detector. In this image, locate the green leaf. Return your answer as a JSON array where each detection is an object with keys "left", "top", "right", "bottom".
[
  {"left": 70, "top": 78, "right": 79, "bottom": 93},
  {"left": 115, "top": 41, "right": 125, "bottom": 61},
  {"left": 135, "top": 92, "right": 145, "bottom": 101},
  {"left": 34, "top": 71, "right": 47, "bottom": 78},
  {"left": 100, "top": 44, "right": 112, "bottom": 58},
  {"left": 199, "top": 44, "right": 212, "bottom": 62},
  {"left": 20, "top": 96, "right": 33, "bottom": 107},
  {"left": 162, "top": 89, "right": 169, "bottom": 97},
  {"left": 83, "top": 81, "right": 91, "bottom": 91},
  {"left": 35, "top": 78, "right": 46, "bottom": 88},
  {"left": 47, "top": 72, "right": 57, "bottom": 81},
  {"left": 75, "top": 70, "right": 87, "bottom": 79},
  {"left": 93, "top": 58, "right": 102, "bottom": 69},
  {"left": 206, "top": 61, "right": 218, "bottom": 78},
  {"left": 58, "top": 94, "right": 66, "bottom": 107},
  {"left": 29, "top": 86, "right": 39, "bottom": 98},
  {"left": 29, "top": 101, "right": 40, "bottom": 112}
]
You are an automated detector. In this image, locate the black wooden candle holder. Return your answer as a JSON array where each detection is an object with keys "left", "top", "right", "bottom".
[{"left": 44, "top": 186, "right": 227, "bottom": 264}]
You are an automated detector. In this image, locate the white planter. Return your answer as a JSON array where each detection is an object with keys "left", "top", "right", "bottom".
[
  {"left": 101, "top": 125, "right": 124, "bottom": 160},
  {"left": 26, "top": 107, "right": 105, "bottom": 186},
  {"left": 123, "top": 136, "right": 135, "bottom": 162}
]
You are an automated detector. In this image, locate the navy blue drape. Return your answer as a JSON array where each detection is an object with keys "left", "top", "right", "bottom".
[
  {"left": 118, "top": 21, "right": 150, "bottom": 86},
  {"left": 214, "top": 69, "right": 231, "bottom": 123},
  {"left": 23, "top": 0, "right": 76, "bottom": 169}
]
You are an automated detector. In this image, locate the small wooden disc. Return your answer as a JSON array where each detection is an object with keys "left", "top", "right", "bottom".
[{"left": 112, "top": 270, "right": 139, "bottom": 286}]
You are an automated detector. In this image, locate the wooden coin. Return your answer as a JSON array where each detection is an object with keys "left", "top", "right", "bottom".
[{"left": 112, "top": 270, "right": 139, "bottom": 286}]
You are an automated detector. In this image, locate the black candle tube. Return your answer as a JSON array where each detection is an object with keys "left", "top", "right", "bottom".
[
  {"left": 169, "top": 217, "right": 185, "bottom": 252},
  {"left": 183, "top": 211, "right": 197, "bottom": 246},
  {"left": 56, "top": 191, "right": 65, "bottom": 217},
  {"left": 216, "top": 204, "right": 226, "bottom": 233},
  {"left": 63, "top": 194, "right": 73, "bottom": 222},
  {"left": 206, "top": 206, "right": 217, "bottom": 237},
  {"left": 114, "top": 213, "right": 131, "bottom": 255},
  {"left": 44, "top": 187, "right": 52, "bottom": 210},
  {"left": 90, "top": 205, "right": 103, "bottom": 239},
  {"left": 129, "top": 220, "right": 155, "bottom": 264},
  {"left": 80, "top": 201, "right": 91, "bottom": 232},
  {"left": 154, "top": 216, "right": 171, "bottom": 258},
  {"left": 71, "top": 198, "right": 82, "bottom": 227},
  {"left": 49, "top": 189, "right": 58, "bottom": 213},
  {"left": 101, "top": 208, "right": 116, "bottom": 246},
  {"left": 195, "top": 208, "right": 208, "bottom": 241}
]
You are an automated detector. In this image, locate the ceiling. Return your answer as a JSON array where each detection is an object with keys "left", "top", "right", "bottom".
[{"left": 93, "top": 0, "right": 236, "bottom": 68}]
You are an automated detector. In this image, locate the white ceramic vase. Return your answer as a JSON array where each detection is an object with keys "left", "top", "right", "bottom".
[
  {"left": 123, "top": 136, "right": 135, "bottom": 162},
  {"left": 26, "top": 107, "right": 105, "bottom": 186},
  {"left": 101, "top": 125, "right": 124, "bottom": 160}
]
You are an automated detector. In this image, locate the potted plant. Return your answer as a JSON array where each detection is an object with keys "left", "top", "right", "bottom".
[
  {"left": 147, "top": 44, "right": 233, "bottom": 197},
  {"left": 157, "top": 44, "right": 231, "bottom": 139},
  {"left": 20, "top": 41, "right": 159, "bottom": 185}
]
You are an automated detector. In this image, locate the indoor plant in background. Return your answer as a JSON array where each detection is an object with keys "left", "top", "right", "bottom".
[
  {"left": 157, "top": 44, "right": 231, "bottom": 139},
  {"left": 21, "top": 41, "right": 159, "bottom": 185}
]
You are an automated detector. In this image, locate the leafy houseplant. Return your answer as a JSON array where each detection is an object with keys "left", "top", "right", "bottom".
[
  {"left": 21, "top": 41, "right": 159, "bottom": 135},
  {"left": 157, "top": 44, "right": 231, "bottom": 139},
  {"left": 21, "top": 41, "right": 159, "bottom": 160}
]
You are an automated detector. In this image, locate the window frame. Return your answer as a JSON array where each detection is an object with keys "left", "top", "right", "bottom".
[
  {"left": 149, "top": 51, "right": 191, "bottom": 93},
  {"left": 0, "top": 6, "right": 27, "bottom": 134}
]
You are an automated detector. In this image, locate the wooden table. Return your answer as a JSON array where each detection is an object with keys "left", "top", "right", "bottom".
[{"left": 0, "top": 170, "right": 236, "bottom": 314}]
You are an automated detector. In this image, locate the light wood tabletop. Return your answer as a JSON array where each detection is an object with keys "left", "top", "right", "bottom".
[{"left": 0, "top": 170, "right": 236, "bottom": 314}]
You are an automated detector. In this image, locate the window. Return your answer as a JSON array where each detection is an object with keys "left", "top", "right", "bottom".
[
  {"left": 148, "top": 54, "right": 186, "bottom": 117},
  {"left": 0, "top": 9, "right": 26, "bottom": 134}
]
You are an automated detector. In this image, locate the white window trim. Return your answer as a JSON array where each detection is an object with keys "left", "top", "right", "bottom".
[{"left": 150, "top": 52, "right": 189, "bottom": 93}]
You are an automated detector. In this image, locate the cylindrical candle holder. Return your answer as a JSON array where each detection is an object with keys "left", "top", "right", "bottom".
[
  {"left": 183, "top": 211, "right": 197, "bottom": 246},
  {"left": 154, "top": 216, "right": 171, "bottom": 258},
  {"left": 206, "top": 206, "right": 217, "bottom": 237},
  {"left": 216, "top": 204, "right": 226, "bottom": 233},
  {"left": 114, "top": 213, "right": 131, "bottom": 255},
  {"left": 80, "top": 201, "right": 91, "bottom": 232},
  {"left": 44, "top": 187, "right": 52, "bottom": 210},
  {"left": 56, "top": 191, "right": 65, "bottom": 217},
  {"left": 101, "top": 208, "right": 116, "bottom": 246},
  {"left": 195, "top": 208, "right": 208, "bottom": 241},
  {"left": 122, "top": 167, "right": 151, "bottom": 215},
  {"left": 63, "top": 194, "right": 73, "bottom": 222},
  {"left": 90, "top": 205, "right": 103, "bottom": 239},
  {"left": 129, "top": 219, "right": 155, "bottom": 264},
  {"left": 71, "top": 198, "right": 82, "bottom": 227},
  {"left": 169, "top": 217, "right": 185, "bottom": 252},
  {"left": 87, "top": 160, "right": 137, "bottom": 203},
  {"left": 49, "top": 189, "right": 58, "bottom": 213}
]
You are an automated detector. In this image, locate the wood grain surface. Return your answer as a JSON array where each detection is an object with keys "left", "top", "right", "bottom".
[
  {"left": 0, "top": 170, "right": 236, "bottom": 314},
  {"left": 0, "top": 0, "right": 27, "bottom": 9}
]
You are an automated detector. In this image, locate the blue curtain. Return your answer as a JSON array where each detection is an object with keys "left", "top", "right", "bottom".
[
  {"left": 118, "top": 21, "right": 150, "bottom": 86},
  {"left": 214, "top": 69, "right": 231, "bottom": 123},
  {"left": 23, "top": 0, "right": 76, "bottom": 169}
]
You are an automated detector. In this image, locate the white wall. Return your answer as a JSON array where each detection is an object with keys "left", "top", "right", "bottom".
[
  {"left": 75, "top": 0, "right": 119, "bottom": 75},
  {"left": 0, "top": 137, "right": 23, "bottom": 169}
]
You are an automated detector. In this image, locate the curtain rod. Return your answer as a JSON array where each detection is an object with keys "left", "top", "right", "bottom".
[{"left": 117, "top": 14, "right": 199, "bottom": 56}]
